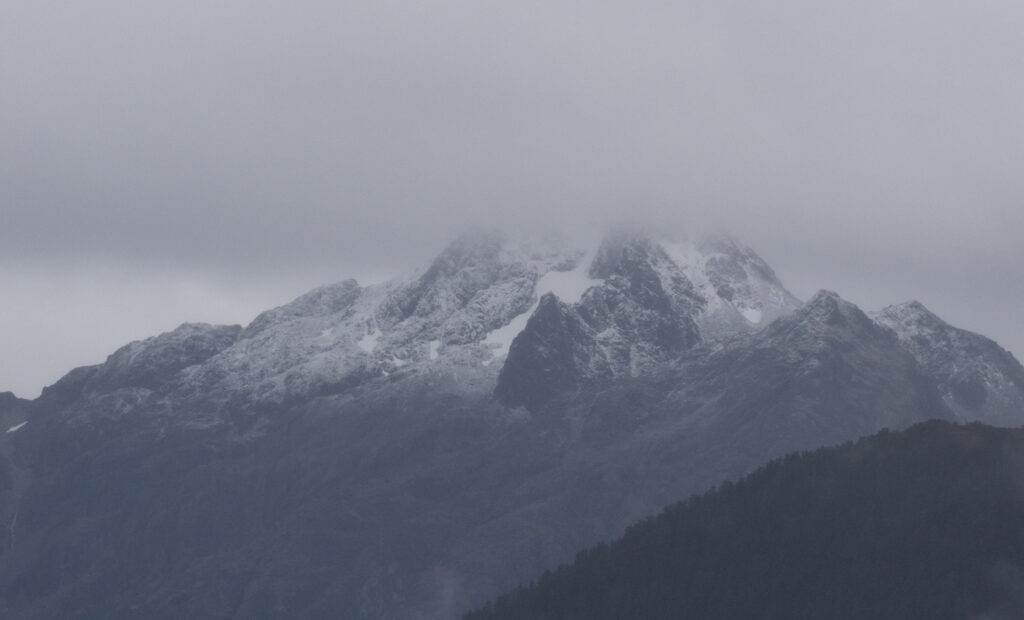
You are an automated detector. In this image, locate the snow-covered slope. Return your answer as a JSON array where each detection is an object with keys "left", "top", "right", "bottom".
[
  {"left": 55, "top": 230, "right": 797, "bottom": 415},
  {"left": 661, "top": 234, "right": 801, "bottom": 338},
  {"left": 172, "top": 233, "right": 590, "bottom": 408},
  {"left": 873, "top": 301, "right": 1024, "bottom": 425},
  {"left": 27, "top": 229, "right": 807, "bottom": 427},
  {"left": 495, "top": 232, "right": 802, "bottom": 408}
]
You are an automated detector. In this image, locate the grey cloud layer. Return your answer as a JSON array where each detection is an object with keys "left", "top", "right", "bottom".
[{"left": 2, "top": 1, "right": 1022, "bottom": 395}]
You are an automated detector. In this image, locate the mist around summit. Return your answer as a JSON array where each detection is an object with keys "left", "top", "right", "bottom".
[{"left": 3, "top": 1, "right": 1024, "bottom": 397}]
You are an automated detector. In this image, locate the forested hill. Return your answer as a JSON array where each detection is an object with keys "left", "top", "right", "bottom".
[{"left": 467, "top": 420, "right": 1024, "bottom": 620}]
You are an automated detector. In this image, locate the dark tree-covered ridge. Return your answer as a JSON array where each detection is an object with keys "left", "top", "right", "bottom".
[{"left": 468, "top": 421, "right": 1024, "bottom": 620}]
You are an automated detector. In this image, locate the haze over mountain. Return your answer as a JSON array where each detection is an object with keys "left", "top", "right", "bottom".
[
  {"left": 4, "top": 1, "right": 1024, "bottom": 400},
  {"left": 1, "top": 230, "right": 1022, "bottom": 618}
]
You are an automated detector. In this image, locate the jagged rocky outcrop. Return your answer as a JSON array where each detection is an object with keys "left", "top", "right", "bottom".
[
  {"left": 0, "top": 394, "right": 22, "bottom": 411},
  {"left": 83, "top": 323, "right": 241, "bottom": 393},
  {"left": 494, "top": 294, "right": 597, "bottom": 410},
  {"left": 167, "top": 233, "right": 595, "bottom": 412},
  {"left": 874, "top": 301, "right": 1024, "bottom": 426},
  {"left": 665, "top": 291, "right": 952, "bottom": 464},
  {"left": 32, "top": 323, "right": 243, "bottom": 425},
  {"left": 0, "top": 230, "right": 1018, "bottom": 619},
  {"left": 0, "top": 393, "right": 29, "bottom": 436},
  {"left": 494, "top": 232, "right": 797, "bottom": 409},
  {"left": 0, "top": 393, "right": 26, "bottom": 417},
  {"left": 29, "top": 230, "right": 801, "bottom": 421},
  {"left": 664, "top": 233, "right": 801, "bottom": 338},
  {"left": 495, "top": 234, "right": 704, "bottom": 409}
]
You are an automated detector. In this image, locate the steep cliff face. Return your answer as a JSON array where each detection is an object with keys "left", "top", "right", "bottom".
[
  {"left": 493, "top": 294, "right": 597, "bottom": 410},
  {"left": 494, "top": 232, "right": 798, "bottom": 409}
]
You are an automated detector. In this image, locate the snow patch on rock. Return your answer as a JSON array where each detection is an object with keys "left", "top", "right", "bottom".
[
  {"left": 661, "top": 235, "right": 799, "bottom": 338},
  {"left": 357, "top": 329, "right": 381, "bottom": 354},
  {"left": 740, "top": 308, "right": 763, "bottom": 324},
  {"left": 78, "top": 231, "right": 802, "bottom": 412},
  {"left": 482, "top": 239, "right": 602, "bottom": 364}
]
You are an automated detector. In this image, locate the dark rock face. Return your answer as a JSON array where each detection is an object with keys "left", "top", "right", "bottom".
[
  {"left": 586, "top": 234, "right": 704, "bottom": 341},
  {"left": 37, "top": 366, "right": 99, "bottom": 406},
  {"left": 496, "top": 235, "right": 702, "bottom": 409},
  {"left": 952, "top": 376, "right": 988, "bottom": 410},
  {"left": 672, "top": 291, "right": 953, "bottom": 465},
  {"left": 0, "top": 393, "right": 27, "bottom": 417},
  {"left": 494, "top": 294, "right": 596, "bottom": 409},
  {"left": 0, "top": 393, "right": 29, "bottom": 439}
]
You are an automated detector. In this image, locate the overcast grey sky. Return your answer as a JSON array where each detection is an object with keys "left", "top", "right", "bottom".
[{"left": 2, "top": 1, "right": 1023, "bottom": 398}]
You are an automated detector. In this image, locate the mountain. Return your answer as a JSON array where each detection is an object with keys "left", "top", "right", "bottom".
[
  {"left": 0, "top": 230, "right": 1021, "bottom": 618},
  {"left": 466, "top": 421, "right": 1024, "bottom": 620},
  {"left": 873, "top": 301, "right": 1024, "bottom": 426},
  {"left": 0, "top": 392, "right": 29, "bottom": 433},
  {"left": 493, "top": 232, "right": 800, "bottom": 409}
]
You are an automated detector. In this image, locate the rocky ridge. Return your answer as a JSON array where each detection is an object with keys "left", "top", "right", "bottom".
[
  {"left": 873, "top": 301, "right": 1024, "bottom": 425},
  {"left": 34, "top": 230, "right": 801, "bottom": 424},
  {"left": 1, "top": 230, "right": 1022, "bottom": 619}
]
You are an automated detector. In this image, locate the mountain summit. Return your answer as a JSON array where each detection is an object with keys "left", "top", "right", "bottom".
[
  {"left": 874, "top": 301, "right": 1024, "bottom": 425},
  {"left": 1, "top": 230, "right": 1022, "bottom": 618},
  {"left": 39, "top": 230, "right": 802, "bottom": 423}
]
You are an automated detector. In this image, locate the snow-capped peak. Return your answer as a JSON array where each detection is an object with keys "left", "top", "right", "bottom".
[
  {"left": 659, "top": 234, "right": 800, "bottom": 338},
  {"left": 480, "top": 236, "right": 603, "bottom": 363},
  {"left": 872, "top": 300, "right": 1024, "bottom": 424},
  {"left": 872, "top": 301, "right": 945, "bottom": 341},
  {"left": 49, "top": 230, "right": 804, "bottom": 412}
]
